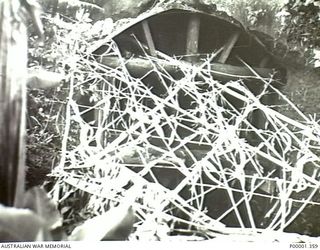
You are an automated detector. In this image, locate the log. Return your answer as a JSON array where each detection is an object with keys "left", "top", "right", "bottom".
[{"left": 99, "top": 55, "right": 280, "bottom": 82}]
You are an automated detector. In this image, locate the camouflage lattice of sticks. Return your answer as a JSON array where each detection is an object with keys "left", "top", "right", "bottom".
[{"left": 48, "top": 19, "right": 320, "bottom": 241}]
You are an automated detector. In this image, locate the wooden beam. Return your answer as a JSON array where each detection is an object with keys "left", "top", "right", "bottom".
[
  {"left": 142, "top": 20, "right": 156, "bottom": 57},
  {"left": 186, "top": 14, "right": 200, "bottom": 62},
  {"left": 100, "top": 56, "right": 281, "bottom": 83},
  {"left": 218, "top": 31, "right": 240, "bottom": 64}
]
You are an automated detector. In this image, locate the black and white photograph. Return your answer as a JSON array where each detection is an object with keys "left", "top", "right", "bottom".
[{"left": 0, "top": 0, "right": 320, "bottom": 248}]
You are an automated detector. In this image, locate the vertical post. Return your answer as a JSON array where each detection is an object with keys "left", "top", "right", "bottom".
[
  {"left": 252, "top": 56, "right": 271, "bottom": 132},
  {"left": 178, "top": 14, "right": 201, "bottom": 139},
  {"left": 186, "top": 14, "right": 201, "bottom": 62}
]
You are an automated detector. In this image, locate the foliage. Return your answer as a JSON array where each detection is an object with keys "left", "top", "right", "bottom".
[
  {"left": 276, "top": 0, "right": 320, "bottom": 67},
  {"left": 201, "top": 0, "right": 320, "bottom": 67},
  {"left": 281, "top": 0, "right": 320, "bottom": 47},
  {"left": 37, "top": 0, "right": 105, "bottom": 21},
  {"left": 26, "top": 6, "right": 113, "bottom": 187}
]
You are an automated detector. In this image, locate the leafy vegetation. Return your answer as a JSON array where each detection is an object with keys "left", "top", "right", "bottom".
[{"left": 281, "top": 0, "right": 320, "bottom": 67}]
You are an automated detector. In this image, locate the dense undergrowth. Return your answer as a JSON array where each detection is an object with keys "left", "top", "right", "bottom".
[{"left": 26, "top": 5, "right": 320, "bottom": 241}]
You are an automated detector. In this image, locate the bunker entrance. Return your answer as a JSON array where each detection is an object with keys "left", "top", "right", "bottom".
[
  {"left": 77, "top": 8, "right": 288, "bottom": 230},
  {"left": 83, "top": 9, "right": 286, "bottom": 149}
]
